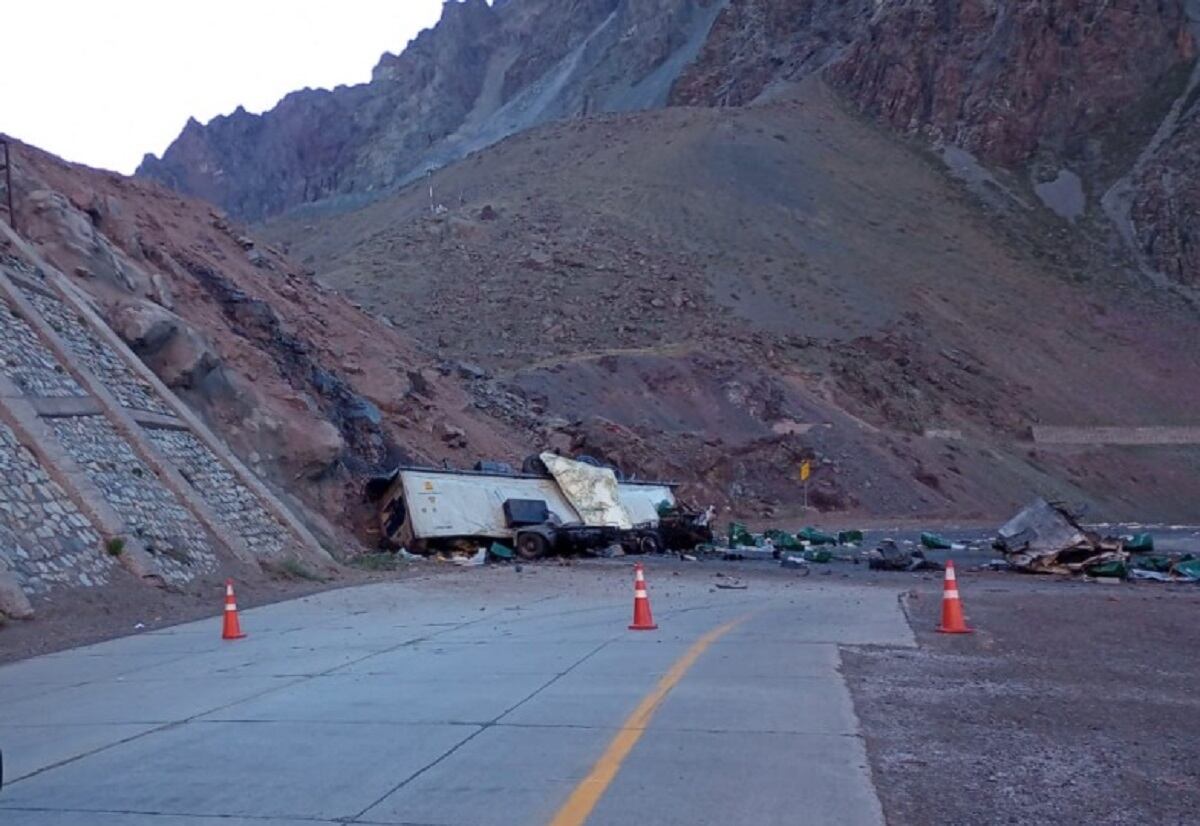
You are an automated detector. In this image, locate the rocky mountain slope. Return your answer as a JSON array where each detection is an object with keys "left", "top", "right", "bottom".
[
  {"left": 142, "top": 0, "right": 1200, "bottom": 290},
  {"left": 138, "top": 0, "right": 728, "bottom": 221},
  {"left": 262, "top": 81, "right": 1200, "bottom": 521},
  {"left": 679, "top": 0, "right": 1200, "bottom": 288},
  {"left": 3, "top": 136, "right": 525, "bottom": 549},
  {"left": 129, "top": 0, "right": 1200, "bottom": 520}
]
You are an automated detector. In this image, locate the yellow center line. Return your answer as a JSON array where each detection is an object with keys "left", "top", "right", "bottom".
[{"left": 548, "top": 614, "right": 751, "bottom": 826}]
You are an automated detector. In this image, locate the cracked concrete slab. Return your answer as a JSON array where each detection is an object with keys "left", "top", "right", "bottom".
[
  {"left": 0, "top": 720, "right": 478, "bottom": 821},
  {"left": 0, "top": 568, "right": 907, "bottom": 825}
]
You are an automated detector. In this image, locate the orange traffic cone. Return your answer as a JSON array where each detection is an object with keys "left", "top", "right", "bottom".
[
  {"left": 222, "top": 579, "right": 247, "bottom": 640},
  {"left": 628, "top": 563, "right": 658, "bottom": 631},
  {"left": 936, "top": 560, "right": 972, "bottom": 634}
]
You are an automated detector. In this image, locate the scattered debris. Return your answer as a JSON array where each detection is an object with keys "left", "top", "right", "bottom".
[
  {"left": 1084, "top": 558, "right": 1128, "bottom": 578},
  {"left": 763, "top": 528, "right": 801, "bottom": 550},
  {"left": 728, "top": 522, "right": 755, "bottom": 547},
  {"left": 714, "top": 580, "right": 748, "bottom": 590},
  {"left": 453, "top": 548, "right": 487, "bottom": 567},
  {"left": 995, "top": 499, "right": 1126, "bottom": 575},
  {"left": 1176, "top": 557, "right": 1200, "bottom": 579},
  {"left": 488, "top": 542, "right": 514, "bottom": 560},
  {"left": 920, "top": 532, "right": 953, "bottom": 550},
  {"left": 1123, "top": 533, "right": 1155, "bottom": 553},
  {"left": 1127, "top": 554, "right": 1200, "bottom": 583},
  {"left": 723, "top": 547, "right": 776, "bottom": 561},
  {"left": 780, "top": 554, "right": 811, "bottom": 575},
  {"left": 797, "top": 527, "right": 838, "bottom": 546},
  {"left": 867, "top": 540, "right": 944, "bottom": 572}
]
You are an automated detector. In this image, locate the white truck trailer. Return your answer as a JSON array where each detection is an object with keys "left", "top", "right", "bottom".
[{"left": 369, "top": 456, "right": 677, "bottom": 559}]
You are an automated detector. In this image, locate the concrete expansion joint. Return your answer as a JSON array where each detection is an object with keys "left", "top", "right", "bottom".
[{"left": 346, "top": 634, "right": 616, "bottom": 822}]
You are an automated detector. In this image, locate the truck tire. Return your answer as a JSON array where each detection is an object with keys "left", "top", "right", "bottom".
[
  {"left": 521, "top": 454, "right": 549, "bottom": 476},
  {"left": 517, "top": 532, "right": 551, "bottom": 560},
  {"left": 638, "top": 533, "right": 662, "bottom": 555}
]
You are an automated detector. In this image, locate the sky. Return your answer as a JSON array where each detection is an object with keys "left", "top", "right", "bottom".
[{"left": 0, "top": 0, "right": 446, "bottom": 174}]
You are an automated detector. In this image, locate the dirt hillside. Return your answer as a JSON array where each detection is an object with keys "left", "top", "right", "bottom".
[{"left": 262, "top": 80, "right": 1200, "bottom": 523}]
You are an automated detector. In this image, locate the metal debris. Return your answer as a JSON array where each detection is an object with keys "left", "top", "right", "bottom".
[{"left": 995, "top": 499, "right": 1126, "bottom": 575}]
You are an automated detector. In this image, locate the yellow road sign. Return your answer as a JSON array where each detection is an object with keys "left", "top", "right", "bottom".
[{"left": 800, "top": 461, "right": 811, "bottom": 482}]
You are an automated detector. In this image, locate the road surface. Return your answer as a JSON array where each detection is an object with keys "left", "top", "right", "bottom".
[{"left": 0, "top": 563, "right": 912, "bottom": 825}]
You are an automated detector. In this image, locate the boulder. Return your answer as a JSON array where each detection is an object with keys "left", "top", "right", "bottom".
[
  {"left": 436, "top": 421, "right": 468, "bottom": 448},
  {"left": 0, "top": 570, "right": 34, "bottom": 620},
  {"left": 114, "top": 302, "right": 219, "bottom": 389}
]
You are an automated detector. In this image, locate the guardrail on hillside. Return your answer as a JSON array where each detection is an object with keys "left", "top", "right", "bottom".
[{"left": 1031, "top": 426, "right": 1200, "bottom": 446}]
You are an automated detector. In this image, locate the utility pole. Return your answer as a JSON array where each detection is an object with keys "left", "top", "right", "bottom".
[{"left": 0, "top": 139, "right": 14, "bottom": 235}]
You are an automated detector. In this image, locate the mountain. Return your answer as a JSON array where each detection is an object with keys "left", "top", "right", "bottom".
[
  {"left": 130, "top": 0, "right": 1200, "bottom": 521},
  {"left": 137, "top": 0, "right": 728, "bottom": 221},
  {"left": 258, "top": 79, "right": 1200, "bottom": 521},
  {"left": 140, "top": 0, "right": 1200, "bottom": 291}
]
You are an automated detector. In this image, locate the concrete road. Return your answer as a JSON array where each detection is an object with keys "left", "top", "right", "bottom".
[{"left": 0, "top": 563, "right": 913, "bottom": 825}]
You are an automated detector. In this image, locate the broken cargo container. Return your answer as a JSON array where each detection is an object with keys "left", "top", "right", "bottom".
[
  {"left": 994, "top": 498, "right": 1127, "bottom": 575},
  {"left": 367, "top": 453, "right": 676, "bottom": 559}
]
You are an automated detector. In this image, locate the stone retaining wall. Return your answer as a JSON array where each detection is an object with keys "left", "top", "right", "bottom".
[
  {"left": 0, "top": 297, "right": 86, "bottom": 399},
  {"left": 0, "top": 420, "right": 112, "bottom": 592},
  {"left": 0, "top": 237, "right": 329, "bottom": 610},
  {"left": 20, "top": 284, "right": 175, "bottom": 417},
  {"left": 147, "top": 427, "right": 290, "bottom": 559},
  {"left": 48, "top": 415, "right": 219, "bottom": 583}
]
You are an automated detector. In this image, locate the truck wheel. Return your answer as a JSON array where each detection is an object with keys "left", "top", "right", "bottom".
[
  {"left": 521, "top": 454, "right": 549, "bottom": 476},
  {"left": 639, "top": 534, "right": 662, "bottom": 555},
  {"left": 517, "top": 532, "right": 550, "bottom": 560}
]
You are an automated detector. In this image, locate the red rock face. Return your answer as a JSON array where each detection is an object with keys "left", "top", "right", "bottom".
[
  {"left": 670, "top": 0, "right": 873, "bottom": 106},
  {"left": 816, "top": 0, "right": 1200, "bottom": 285},
  {"left": 824, "top": 0, "right": 1195, "bottom": 167}
]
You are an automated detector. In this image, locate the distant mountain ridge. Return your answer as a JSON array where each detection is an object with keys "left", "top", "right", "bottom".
[
  {"left": 139, "top": 0, "right": 1200, "bottom": 287},
  {"left": 138, "top": 0, "right": 728, "bottom": 221}
]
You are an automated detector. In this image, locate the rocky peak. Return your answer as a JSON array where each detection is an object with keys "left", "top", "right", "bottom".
[
  {"left": 670, "top": 0, "right": 873, "bottom": 106},
  {"left": 138, "top": 0, "right": 725, "bottom": 221}
]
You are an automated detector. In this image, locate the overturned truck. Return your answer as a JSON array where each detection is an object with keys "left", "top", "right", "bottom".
[{"left": 367, "top": 453, "right": 679, "bottom": 559}]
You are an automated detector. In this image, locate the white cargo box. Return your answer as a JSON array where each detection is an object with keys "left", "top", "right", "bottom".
[{"left": 389, "top": 466, "right": 677, "bottom": 542}]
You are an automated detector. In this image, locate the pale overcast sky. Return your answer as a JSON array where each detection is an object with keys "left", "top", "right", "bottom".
[{"left": 0, "top": 1, "right": 445, "bottom": 174}]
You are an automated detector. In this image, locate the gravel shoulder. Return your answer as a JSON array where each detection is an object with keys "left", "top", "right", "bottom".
[{"left": 842, "top": 574, "right": 1200, "bottom": 825}]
